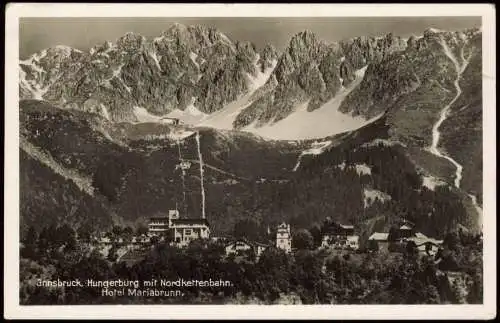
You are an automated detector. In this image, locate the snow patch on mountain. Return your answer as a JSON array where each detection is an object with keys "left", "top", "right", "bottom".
[
  {"left": 219, "top": 33, "right": 236, "bottom": 52},
  {"left": 112, "top": 63, "right": 124, "bottom": 78},
  {"left": 428, "top": 27, "right": 445, "bottom": 33},
  {"left": 243, "top": 66, "right": 384, "bottom": 140},
  {"left": 23, "top": 49, "right": 48, "bottom": 64},
  {"left": 363, "top": 188, "right": 392, "bottom": 208},
  {"left": 153, "top": 36, "right": 165, "bottom": 43},
  {"left": 355, "top": 164, "right": 372, "bottom": 176},
  {"left": 332, "top": 162, "right": 372, "bottom": 176},
  {"left": 99, "top": 104, "right": 111, "bottom": 121},
  {"left": 108, "top": 63, "right": 131, "bottom": 93},
  {"left": 19, "top": 71, "right": 50, "bottom": 100},
  {"left": 19, "top": 53, "right": 53, "bottom": 99},
  {"left": 150, "top": 50, "right": 162, "bottom": 71},
  {"left": 168, "top": 129, "right": 195, "bottom": 141},
  {"left": 189, "top": 52, "right": 199, "bottom": 68},
  {"left": 197, "top": 59, "right": 277, "bottom": 130},
  {"left": 133, "top": 106, "right": 165, "bottom": 123},
  {"left": 133, "top": 102, "right": 208, "bottom": 126},
  {"left": 247, "top": 56, "right": 278, "bottom": 91},
  {"left": 422, "top": 175, "right": 446, "bottom": 191},
  {"left": 198, "top": 92, "right": 255, "bottom": 129},
  {"left": 54, "top": 45, "right": 79, "bottom": 56},
  {"left": 292, "top": 140, "right": 332, "bottom": 171},
  {"left": 361, "top": 138, "right": 407, "bottom": 148},
  {"left": 166, "top": 98, "right": 209, "bottom": 124},
  {"left": 108, "top": 64, "right": 131, "bottom": 93},
  {"left": 303, "top": 140, "right": 332, "bottom": 155}
]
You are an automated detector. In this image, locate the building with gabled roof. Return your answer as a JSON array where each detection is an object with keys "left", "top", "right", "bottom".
[
  {"left": 160, "top": 117, "right": 180, "bottom": 125},
  {"left": 118, "top": 249, "right": 147, "bottom": 267},
  {"left": 321, "top": 221, "right": 358, "bottom": 250},
  {"left": 147, "top": 209, "right": 210, "bottom": 247},
  {"left": 405, "top": 232, "right": 443, "bottom": 255},
  {"left": 171, "top": 217, "right": 210, "bottom": 247},
  {"left": 369, "top": 232, "right": 389, "bottom": 241},
  {"left": 148, "top": 216, "right": 170, "bottom": 234},
  {"left": 225, "top": 238, "right": 270, "bottom": 260},
  {"left": 368, "top": 232, "right": 390, "bottom": 252},
  {"left": 224, "top": 239, "right": 254, "bottom": 255}
]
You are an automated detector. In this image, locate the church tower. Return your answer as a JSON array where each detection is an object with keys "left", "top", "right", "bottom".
[{"left": 276, "top": 223, "right": 292, "bottom": 253}]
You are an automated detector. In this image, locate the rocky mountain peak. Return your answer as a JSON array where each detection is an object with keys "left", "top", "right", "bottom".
[
  {"left": 163, "top": 22, "right": 192, "bottom": 41},
  {"left": 258, "top": 44, "right": 279, "bottom": 72},
  {"left": 23, "top": 45, "right": 83, "bottom": 65},
  {"left": 288, "top": 30, "right": 320, "bottom": 56},
  {"left": 235, "top": 40, "right": 257, "bottom": 57},
  {"left": 46, "top": 45, "right": 80, "bottom": 59},
  {"left": 272, "top": 30, "right": 322, "bottom": 82},
  {"left": 158, "top": 23, "right": 235, "bottom": 55},
  {"left": 292, "top": 29, "right": 318, "bottom": 44},
  {"left": 90, "top": 40, "right": 115, "bottom": 56},
  {"left": 169, "top": 22, "right": 189, "bottom": 32},
  {"left": 424, "top": 27, "right": 446, "bottom": 35},
  {"left": 261, "top": 44, "right": 278, "bottom": 59}
]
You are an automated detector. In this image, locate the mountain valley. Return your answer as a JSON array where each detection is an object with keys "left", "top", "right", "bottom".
[{"left": 19, "top": 25, "right": 483, "bottom": 242}]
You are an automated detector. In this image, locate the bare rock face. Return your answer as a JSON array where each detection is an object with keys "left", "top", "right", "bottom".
[
  {"left": 19, "top": 24, "right": 265, "bottom": 122},
  {"left": 339, "top": 28, "right": 481, "bottom": 143},
  {"left": 20, "top": 46, "right": 85, "bottom": 101},
  {"left": 19, "top": 25, "right": 482, "bottom": 198},
  {"left": 232, "top": 31, "right": 408, "bottom": 129},
  {"left": 258, "top": 44, "right": 279, "bottom": 72}
]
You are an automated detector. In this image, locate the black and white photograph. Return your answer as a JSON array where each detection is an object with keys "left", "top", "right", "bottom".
[{"left": 4, "top": 3, "right": 496, "bottom": 320}]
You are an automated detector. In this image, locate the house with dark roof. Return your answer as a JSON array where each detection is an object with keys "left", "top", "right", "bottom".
[
  {"left": 119, "top": 249, "right": 148, "bottom": 267},
  {"left": 224, "top": 238, "right": 270, "bottom": 260},
  {"left": 368, "top": 219, "right": 443, "bottom": 254},
  {"left": 405, "top": 232, "right": 443, "bottom": 255},
  {"left": 321, "top": 221, "right": 359, "bottom": 250},
  {"left": 224, "top": 239, "right": 254, "bottom": 256}
]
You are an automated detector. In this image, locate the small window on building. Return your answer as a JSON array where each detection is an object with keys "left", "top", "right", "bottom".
[{"left": 185, "top": 229, "right": 192, "bottom": 235}]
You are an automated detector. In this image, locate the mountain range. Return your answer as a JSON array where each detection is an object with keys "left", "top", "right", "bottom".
[{"left": 19, "top": 24, "right": 483, "bottom": 242}]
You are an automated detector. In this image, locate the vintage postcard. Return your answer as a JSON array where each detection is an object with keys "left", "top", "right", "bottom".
[{"left": 4, "top": 3, "right": 496, "bottom": 320}]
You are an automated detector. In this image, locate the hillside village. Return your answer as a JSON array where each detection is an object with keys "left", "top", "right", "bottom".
[
  {"left": 20, "top": 207, "right": 484, "bottom": 305},
  {"left": 91, "top": 208, "right": 449, "bottom": 267}
]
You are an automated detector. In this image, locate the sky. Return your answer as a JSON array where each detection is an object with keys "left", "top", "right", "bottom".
[{"left": 19, "top": 17, "right": 481, "bottom": 59}]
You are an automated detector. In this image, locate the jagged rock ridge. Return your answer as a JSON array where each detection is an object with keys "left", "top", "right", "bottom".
[{"left": 20, "top": 24, "right": 279, "bottom": 122}]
